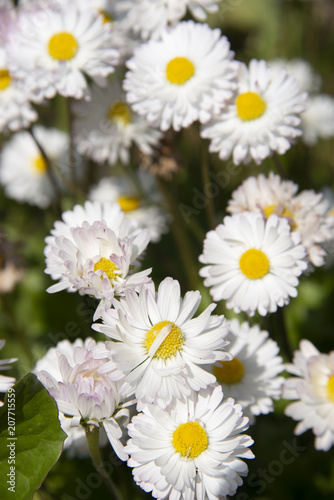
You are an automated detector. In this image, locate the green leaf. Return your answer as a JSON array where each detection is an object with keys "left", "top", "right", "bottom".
[{"left": 0, "top": 373, "right": 67, "bottom": 500}]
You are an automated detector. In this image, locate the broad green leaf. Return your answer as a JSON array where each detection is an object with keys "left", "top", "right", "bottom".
[{"left": 0, "top": 373, "right": 66, "bottom": 500}]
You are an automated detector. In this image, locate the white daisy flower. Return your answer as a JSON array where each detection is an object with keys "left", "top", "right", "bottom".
[
  {"left": 227, "top": 172, "right": 334, "bottom": 267},
  {"left": 113, "top": 0, "right": 222, "bottom": 40},
  {"left": 283, "top": 339, "right": 334, "bottom": 451},
  {"left": 123, "top": 20, "right": 238, "bottom": 132},
  {"left": 301, "top": 94, "right": 334, "bottom": 146},
  {"left": 0, "top": 339, "right": 17, "bottom": 394},
  {"left": 7, "top": 5, "right": 119, "bottom": 101},
  {"left": 72, "top": 79, "right": 162, "bottom": 166},
  {"left": 125, "top": 385, "right": 254, "bottom": 500},
  {"left": 34, "top": 338, "right": 109, "bottom": 457},
  {"left": 37, "top": 337, "right": 131, "bottom": 461},
  {"left": 89, "top": 173, "right": 170, "bottom": 243},
  {"left": 0, "top": 126, "right": 68, "bottom": 208},
  {"left": 0, "top": 45, "right": 37, "bottom": 133},
  {"left": 199, "top": 212, "right": 308, "bottom": 317},
  {"left": 210, "top": 318, "right": 284, "bottom": 424},
  {"left": 93, "top": 277, "right": 231, "bottom": 408},
  {"left": 44, "top": 201, "right": 152, "bottom": 320},
  {"left": 201, "top": 58, "right": 307, "bottom": 165}
]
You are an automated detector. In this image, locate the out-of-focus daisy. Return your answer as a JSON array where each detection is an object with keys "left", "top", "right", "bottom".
[
  {"left": 89, "top": 173, "right": 170, "bottom": 243},
  {"left": 72, "top": 80, "right": 162, "bottom": 166},
  {"left": 201, "top": 58, "right": 307, "bottom": 165},
  {"left": 7, "top": 5, "right": 119, "bottom": 101},
  {"left": 125, "top": 385, "right": 254, "bottom": 500},
  {"left": 36, "top": 337, "right": 131, "bottom": 460},
  {"left": 199, "top": 212, "right": 307, "bottom": 317},
  {"left": 0, "top": 339, "right": 17, "bottom": 395},
  {"left": 227, "top": 172, "right": 334, "bottom": 267},
  {"left": 44, "top": 201, "right": 152, "bottom": 319},
  {"left": 93, "top": 277, "right": 231, "bottom": 408},
  {"left": 124, "top": 20, "right": 238, "bottom": 131},
  {"left": 0, "top": 46, "right": 37, "bottom": 133},
  {"left": 210, "top": 319, "right": 284, "bottom": 424},
  {"left": 283, "top": 339, "right": 334, "bottom": 451},
  {"left": 268, "top": 58, "right": 322, "bottom": 94},
  {"left": 113, "top": 0, "right": 222, "bottom": 39},
  {"left": 0, "top": 126, "right": 68, "bottom": 208}
]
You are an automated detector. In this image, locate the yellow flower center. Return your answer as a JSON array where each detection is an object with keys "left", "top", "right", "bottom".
[
  {"left": 107, "top": 101, "right": 131, "bottom": 125},
  {"left": 0, "top": 69, "right": 11, "bottom": 91},
  {"left": 98, "top": 9, "right": 113, "bottom": 23},
  {"left": 48, "top": 32, "right": 78, "bottom": 60},
  {"left": 144, "top": 320, "right": 183, "bottom": 359},
  {"left": 172, "top": 421, "right": 208, "bottom": 458},
  {"left": 327, "top": 374, "right": 334, "bottom": 402},
  {"left": 264, "top": 204, "right": 297, "bottom": 231},
  {"left": 33, "top": 155, "right": 47, "bottom": 173},
  {"left": 213, "top": 358, "right": 245, "bottom": 384},
  {"left": 117, "top": 196, "right": 140, "bottom": 212},
  {"left": 236, "top": 91, "right": 266, "bottom": 121},
  {"left": 239, "top": 248, "right": 270, "bottom": 279},
  {"left": 166, "top": 57, "right": 195, "bottom": 85},
  {"left": 94, "top": 257, "right": 119, "bottom": 281}
]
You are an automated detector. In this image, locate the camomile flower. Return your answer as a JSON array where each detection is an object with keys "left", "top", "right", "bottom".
[
  {"left": 72, "top": 79, "right": 162, "bottom": 166},
  {"left": 210, "top": 319, "right": 284, "bottom": 424},
  {"left": 199, "top": 212, "right": 307, "bottom": 317},
  {"left": 34, "top": 339, "right": 109, "bottom": 457},
  {"left": 283, "top": 339, "right": 334, "bottom": 451},
  {"left": 227, "top": 172, "right": 334, "bottom": 267},
  {"left": 88, "top": 173, "right": 170, "bottom": 243},
  {"left": 44, "top": 201, "right": 152, "bottom": 320},
  {"left": 37, "top": 337, "right": 131, "bottom": 461},
  {"left": 0, "top": 126, "right": 68, "bottom": 208},
  {"left": 0, "top": 46, "right": 37, "bottom": 133},
  {"left": 93, "top": 277, "right": 231, "bottom": 408},
  {"left": 123, "top": 20, "right": 238, "bottom": 132},
  {"left": 113, "top": 0, "right": 222, "bottom": 40},
  {"left": 201, "top": 58, "right": 307, "bottom": 165},
  {"left": 125, "top": 385, "right": 254, "bottom": 500},
  {"left": 7, "top": 5, "right": 119, "bottom": 101},
  {"left": 301, "top": 94, "right": 334, "bottom": 146},
  {"left": 0, "top": 339, "right": 17, "bottom": 395}
]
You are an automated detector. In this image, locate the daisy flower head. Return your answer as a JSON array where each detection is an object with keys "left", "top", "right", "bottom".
[
  {"left": 0, "top": 46, "right": 37, "bottom": 133},
  {"left": 283, "top": 339, "right": 334, "bottom": 451},
  {"left": 44, "top": 201, "right": 152, "bottom": 320},
  {"left": 199, "top": 212, "right": 308, "bottom": 317},
  {"left": 123, "top": 20, "right": 238, "bottom": 132},
  {"left": 210, "top": 319, "right": 284, "bottom": 424},
  {"left": 201, "top": 58, "right": 307, "bottom": 165},
  {"left": 72, "top": 79, "right": 162, "bottom": 166},
  {"left": 7, "top": 4, "right": 120, "bottom": 101},
  {"left": 0, "top": 125, "right": 68, "bottom": 208},
  {"left": 93, "top": 277, "right": 231, "bottom": 408},
  {"left": 227, "top": 172, "right": 334, "bottom": 267},
  {"left": 36, "top": 337, "right": 130, "bottom": 460},
  {"left": 301, "top": 94, "right": 334, "bottom": 146},
  {"left": 113, "top": 0, "right": 222, "bottom": 40},
  {"left": 89, "top": 172, "right": 170, "bottom": 243},
  {"left": 125, "top": 384, "right": 254, "bottom": 500},
  {"left": 0, "top": 339, "right": 17, "bottom": 395}
]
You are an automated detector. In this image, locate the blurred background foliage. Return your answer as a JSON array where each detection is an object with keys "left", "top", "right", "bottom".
[{"left": 1, "top": 0, "right": 334, "bottom": 499}]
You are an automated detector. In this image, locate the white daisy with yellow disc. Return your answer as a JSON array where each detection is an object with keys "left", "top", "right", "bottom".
[
  {"left": 44, "top": 201, "right": 152, "bottom": 320},
  {"left": 0, "top": 126, "right": 68, "bottom": 208},
  {"left": 125, "top": 385, "right": 254, "bottom": 500},
  {"left": 283, "top": 339, "right": 334, "bottom": 451},
  {"left": 72, "top": 80, "right": 162, "bottom": 166},
  {"left": 201, "top": 58, "right": 307, "bottom": 165},
  {"left": 199, "top": 212, "right": 308, "bottom": 317},
  {"left": 227, "top": 172, "right": 334, "bottom": 268},
  {"left": 93, "top": 277, "right": 231, "bottom": 408},
  {"left": 7, "top": 5, "right": 119, "bottom": 101},
  {"left": 123, "top": 20, "right": 238, "bottom": 131},
  {"left": 211, "top": 318, "right": 284, "bottom": 424}
]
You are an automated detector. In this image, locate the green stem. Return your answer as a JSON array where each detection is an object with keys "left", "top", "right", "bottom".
[
  {"left": 85, "top": 426, "right": 123, "bottom": 500},
  {"left": 275, "top": 307, "right": 292, "bottom": 361},
  {"left": 272, "top": 152, "right": 287, "bottom": 179},
  {"left": 200, "top": 141, "right": 215, "bottom": 231}
]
